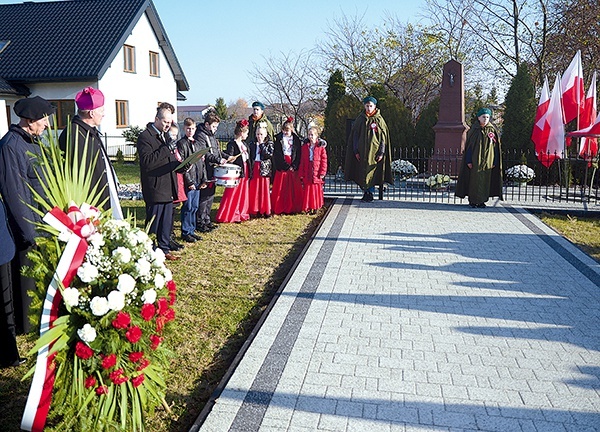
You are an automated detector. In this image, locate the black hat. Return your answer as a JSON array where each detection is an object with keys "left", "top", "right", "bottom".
[{"left": 14, "top": 96, "right": 56, "bottom": 120}]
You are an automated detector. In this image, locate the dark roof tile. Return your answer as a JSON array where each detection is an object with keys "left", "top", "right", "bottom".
[{"left": 0, "top": 0, "right": 184, "bottom": 86}]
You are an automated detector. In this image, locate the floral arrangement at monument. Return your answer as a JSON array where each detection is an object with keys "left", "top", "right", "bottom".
[
  {"left": 21, "top": 138, "right": 176, "bottom": 431},
  {"left": 425, "top": 173, "right": 451, "bottom": 190},
  {"left": 505, "top": 164, "right": 535, "bottom": 183},
  {"left": 391, "top": 159, "right": 418, "bottom": 179}
]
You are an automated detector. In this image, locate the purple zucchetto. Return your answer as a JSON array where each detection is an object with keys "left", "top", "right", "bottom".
[{"left": 75, "top": 87, "right": 105, "bottom": 110}]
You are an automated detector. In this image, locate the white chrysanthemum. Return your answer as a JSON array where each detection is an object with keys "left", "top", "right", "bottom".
[
  {"left": 152, "top": 248, "right": 166, "bottom": 265},
  {"left": 163, "top": 268, "right": 173, "bottom": 281},
  {"left": 117, "top": 273, "right": 136, "bottom": 294},
  {"left": 89, "top": 296, "right": 110, "bottom": 316},
  {"left": 136, "top": 258, "right": 151, "bottom": 277},
  {"left": 87, "top": 232, "right": 105, "bottom": 248},
  {"left": 77, "top": 262, "right": 99, "bottom": 283},
  {"left": 154, "top": 273, "right": 166, "bottom": 289},
  {"left": 141, "top": 289, "right": 157, "bottom": 304},
  {"left": 77, "top": 323, "right": 97, "bottom": 343},
  {"left": 112, "top": 247, "right": 132, "bottom": 264},
  {"left": 62, "top": 287, "right": 80, "bottom": 308},
  {"left": 107, "top": 290, "right": 125, "bottom": 311}
]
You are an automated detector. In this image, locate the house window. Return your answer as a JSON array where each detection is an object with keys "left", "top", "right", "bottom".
[
  {"left": 123, "top": 45, "right": 135, "bottom": 73},
  {"left": 116, "top": 100, "right": 129, "bottom": 128},
  {"left": 48, "top": 99, "right": 75, "bottom": 129},
  {"left": 149, "top": 51, "right": 159, "bottom": 77}
]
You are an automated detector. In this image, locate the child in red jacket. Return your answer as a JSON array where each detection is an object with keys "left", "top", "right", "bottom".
[{"left": 299, "top": 127, "right": 328, "bottom": 213}]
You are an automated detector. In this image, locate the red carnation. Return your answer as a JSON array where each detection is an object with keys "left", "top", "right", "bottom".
[
  {"left": 75, "top": 341, "right": 94, "bottom": 360},
  {"left": 132, "top": 374, "right": 145, "bottom": 388},
  {"left": 168, "top": 291, "right": 176, "bottom": 305},
  {"left": 164, "top": 308, "right": 175, "bottom": 322},
  {"left": 137, "top": 358, "right": 150, "bottom": 371},
  {"left": 125, "top": 326, "right": 142, "bottom": 343},
  {"left": 150, "top": 334, "right": 163, "bottom": 350},
  {"left": 109, "top": 368, "right": 124, "bottom": 380},
  {"left": 140, "top": 303, "right": 156, "bottom": 321},
  {"left": 101, "top": 353, "right": 117, "bottom": 369},
  {"left": 157, "top": 298, "right": 169, "bottom": 316},
  {"left": 112, "top": 311, "right": 131, "bottom": 329},
  {"left": 129, "top": 351, "right": 144, "bottom": 363},
  {"left": 109, "top": 368, "right": 129, "bottom": 385},
  {"left": 167, "top": 280, "right": 176, "bottom": 292},
  {"left": 95, "top": 385, "right": 109, "bottom": 395},
  {"left": 84, "top": 376, "right": 97, "bottom": 389}
]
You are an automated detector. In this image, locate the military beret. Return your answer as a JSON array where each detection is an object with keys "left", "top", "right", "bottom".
[
  {"left": 363, "top": 96, "right": 377, "bottom": 105},
  {"left": 477, "top": 107, "right": 492, "bottom": 117},
  {"left": 252, "top": 101, "right": 265, "bottom": 110},
  {"left": 14, "top": 96, "right": 56, "bottom": 121}
]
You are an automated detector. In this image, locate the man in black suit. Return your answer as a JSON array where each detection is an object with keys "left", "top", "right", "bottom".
[{"left": 137, "top": 106, "right": 180, "bottom": 261}]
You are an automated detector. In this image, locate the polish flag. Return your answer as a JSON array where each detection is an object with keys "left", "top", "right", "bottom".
[
  {"left": 578, "top": 71, "right": 597, "bottom": 158},
  {"left": 535, "top": 75, "right": 565, "bottom": 167},
  {"left": 531, "top": 76, "right": 550, "bottom": 155},
  {"left": 561, "top": 50, "right": 585, "bottom": 124}
]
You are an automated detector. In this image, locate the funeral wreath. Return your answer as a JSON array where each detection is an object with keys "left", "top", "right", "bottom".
[{"left": 21, "top": 135, "right": 176, "bottom": 432}]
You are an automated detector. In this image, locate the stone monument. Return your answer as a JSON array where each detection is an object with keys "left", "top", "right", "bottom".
[{"left": 432, "top": 59, "right": 468, "bottom": 176}]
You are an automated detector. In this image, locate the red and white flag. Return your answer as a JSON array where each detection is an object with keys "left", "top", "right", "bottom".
[
  {"left": 531, "top": 76, "right": 550, "bottom": 155},
  {"left": 579, "top": 71, "right": 597, "bottom": 158},
  {"left": 561, "top": 50, "right": 585, "bottom": 124},
  {"left": 535, "top": 75, "right": 565, "bottom": 167}
]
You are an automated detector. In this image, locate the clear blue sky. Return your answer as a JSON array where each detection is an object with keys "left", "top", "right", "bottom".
[
  {"left": 0, "top": 0, "right": 425, "bottom": 105},
  {"left": 153, "top": 0, "right": 425, "bottom": 105}
]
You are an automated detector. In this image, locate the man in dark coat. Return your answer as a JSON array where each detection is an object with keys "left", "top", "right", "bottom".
[
  {"left": 59, "top": 87, "right": 122, "bottom": 219},
  {"left": 193, "top": 111, "right": 232, "bottom": 232},
  {"left": 0, "top": 194, "right": 23, "bottom": 368},
  {"left": 0, "top": 96, "right": 55, "bottom": 334},
  {"left": 344, "top": 96, "right": 393, "bottom": 202},
  {"left": 137, "top": 106, "right": 180, "bottom": 260},
  {"left": 455, "top": 107, "right": 503, "bottom": 208}
]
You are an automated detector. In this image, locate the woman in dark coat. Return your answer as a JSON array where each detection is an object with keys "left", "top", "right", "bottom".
[{"left": 455, "top": 108, "right": 503, "bottom": 208}]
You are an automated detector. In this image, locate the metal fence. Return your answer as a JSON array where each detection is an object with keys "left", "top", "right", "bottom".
[{"left": 326, "top": 147, "right": 600, "bottom": 205}]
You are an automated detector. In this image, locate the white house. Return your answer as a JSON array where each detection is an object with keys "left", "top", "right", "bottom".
[{"left": 0, "top": 0, "right": 188, "bottom": 154}]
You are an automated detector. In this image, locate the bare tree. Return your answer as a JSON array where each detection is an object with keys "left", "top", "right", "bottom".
[
  {"left": 249, "top": 50, "right": 325, "bottom": 136},
  {"left": 318, "top": 11, "right": 448, "bottom": 120}
]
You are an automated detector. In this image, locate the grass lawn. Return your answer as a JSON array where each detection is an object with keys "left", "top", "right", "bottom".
[
  {"left": 0, "top": 164, "right": 327, "bottom": 431},
  {"left": 538, "top": 212, "right": 600, "bottom": 262}
]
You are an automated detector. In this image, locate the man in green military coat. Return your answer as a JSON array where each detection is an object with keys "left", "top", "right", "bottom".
[
  {"left": 344, "top": 96, "right": 393, "bottom": 202},
  {"left": 455, "top": 107, "right": 503, "bottom": 207}
]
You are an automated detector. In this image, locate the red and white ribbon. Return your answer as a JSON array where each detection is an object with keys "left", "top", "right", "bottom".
[{"left": 21, "top": 204, "right": 96, "bottom": 432}]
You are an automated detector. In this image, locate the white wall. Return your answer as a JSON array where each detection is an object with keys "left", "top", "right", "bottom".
[
  {"left": 8, "top": 10, "right": 178, "bottom": 155},
  {"left": 0, "top": 99, "right": 8, "bottom": 136},
  {"left": 100, "top": 12, "right": 177, "bottom": 140}
]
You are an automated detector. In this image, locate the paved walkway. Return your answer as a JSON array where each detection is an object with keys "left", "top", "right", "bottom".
[{"left": 193, "top": 198, "right": 600, "bottom": 432}]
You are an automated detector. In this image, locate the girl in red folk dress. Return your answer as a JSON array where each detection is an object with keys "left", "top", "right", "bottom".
[
  {"left": 248, "top": 126, "right": 274, "bottom": 217},
  {"left": 299, "top": 126, "right": 328, "bottom": 213},
  {"left": 216, "top": 120, "right": 251, "bottom": 223},
  {"left": 272, "top": 117, "right": 303, "bottom": 215}
]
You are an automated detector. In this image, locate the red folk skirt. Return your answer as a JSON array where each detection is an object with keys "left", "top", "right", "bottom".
[
  {"left": 173, "top": 173, "right": 188, "bottom": 204},
  {"left": 302, "top": 182, "right": 324, "bottom": 212},
  {"left": 272, "top": 158, "right": 302, "bottom": 215},
  {"left": 216, "top": 164, "right": 249, "bottom": 223},
  {"left": 248, "top": 161, "right": 271, "bottom": 216}
]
